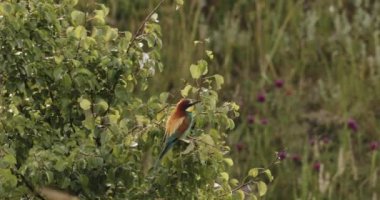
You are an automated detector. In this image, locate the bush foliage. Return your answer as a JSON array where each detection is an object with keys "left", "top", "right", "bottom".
[{"left": 0, "top": 0, "right": 271, "bottom": 199}]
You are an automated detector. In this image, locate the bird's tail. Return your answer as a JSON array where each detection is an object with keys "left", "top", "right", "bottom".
[{"left": 154, "top": 138, "right": 177, "bottom": 169}]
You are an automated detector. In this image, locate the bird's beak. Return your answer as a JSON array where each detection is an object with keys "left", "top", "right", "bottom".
[{"left": 189, "top": 100, "right": 201, "bottom": 107}]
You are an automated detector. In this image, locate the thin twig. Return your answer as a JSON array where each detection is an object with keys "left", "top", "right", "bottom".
[
  {"left": 230, "top": 180, "right": 254, "bottom": 194},
  {"left": 188, "top": 136, "right": 223, "bottom": 150},
  {"left": 126, "top": 0, "right": 166, "bottom": 54},
  {"left": 155, "top": 104, "right": 170, "bottom": 114}
]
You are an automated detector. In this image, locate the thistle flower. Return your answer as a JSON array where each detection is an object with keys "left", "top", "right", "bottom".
[
  {"left": 313, "top": 162, "right": 321, "bottom": 172},
  {"left": 369, "top": 141, "right": 379, "bottom": 151},
  {"left": 236, "top": 142, "right": 245, "bottom": 152},
  {"left": 260, "top": 118, "right": 268, "bottom": 125},
  {"left": 247, "top": 114, "right": 255, "bottom": 124},
  {"left": 277, "top": 151, "right": 287, "bottom": 160},
  {"left": 292, "top": 154, "right": 301, "bottom": 164},
  {"left": 347, "top": 118, "right": 358, "bottom": 132},
  {"left": 257, "top": 93, "right": 266, "bottom": 103},
  {"left": 275, "top": 79, "right": 284, "bottom": 88}
]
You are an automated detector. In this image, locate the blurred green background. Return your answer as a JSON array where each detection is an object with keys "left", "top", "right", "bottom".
[{"left": 93, "top": 0, "right": 380, "bottom": 199}]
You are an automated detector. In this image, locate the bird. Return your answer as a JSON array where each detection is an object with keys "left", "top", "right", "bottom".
[{"left": 155, "top": 98, "right": 200, "bottom": 166}]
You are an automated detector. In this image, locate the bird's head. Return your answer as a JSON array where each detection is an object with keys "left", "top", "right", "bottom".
[{"left": 176, "top": 98, "right": 201, "bottom": 112}]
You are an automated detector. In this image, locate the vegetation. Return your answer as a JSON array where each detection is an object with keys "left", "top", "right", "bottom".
[
  {"left": 0, "top": 0, "right": 270, "bottom": 199},
  {"left": 1, "top": 0, "right": 379, "bottom": 199}
]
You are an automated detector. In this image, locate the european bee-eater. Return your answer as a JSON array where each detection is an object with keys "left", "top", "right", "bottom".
[{"left": 156, "top": 98, "right": 200, "bottom": 164}]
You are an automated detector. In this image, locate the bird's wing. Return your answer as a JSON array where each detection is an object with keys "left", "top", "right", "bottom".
[
  {"left": 165, "top": 114, "right": 186, "bottom": 138},
  {"left": 174, "top": 115, "right": 191, "bottom": 139}
]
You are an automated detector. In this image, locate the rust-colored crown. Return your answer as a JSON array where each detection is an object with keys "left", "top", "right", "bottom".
[{"left": 176, "top": 99, "right": 200, "bottom": 111}]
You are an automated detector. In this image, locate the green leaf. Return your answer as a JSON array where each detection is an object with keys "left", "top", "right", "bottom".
[
  {"left": 198, "top": 134, "right": 215, "bottom": 146},
  {"left": 206, "top": 50, "right": 214, "bottom": 59},
  {"left": 91, "top": 15, "right": 105, "bottom": 26},
  {"left": 125, "top": 31, "right": 132, "bottom": 41},
  {"left": 3, "top": 154, "right": 16, "bottom": 166},
  {"left": 214, "top": 74, "right": 224, "bottom": 90},
  {"left": 159, "top": 92, "right": 169, "bottom": 103},
  {"left": 0, "top": 169, "right": 17, "bottom": 187},
  {"left": 223, "top": 158, "right": 234, "bottom": 167},
  {"left": 82, "top": 116, "right": 95, "bottom": 130},
  {"left": 227, "top": 118, "right": 235, "bottom": 130},
  {"left": 45, "top": 171, "right": 54, "bottom": 184},
  {"left": 73, "top": 25, "right": 86, "bottom": 39},
  {"left": 181, "top": 85, "right": 192, "bottom": 97},
  {"left": 181, "top": 141, "right": 195, "bottom": 155},
  {"left": 79, "top": 174, "right": 89, "bottom": 187},
  {"left": 0, "top": 3, "right": 13, "bottom": 15},
  {"left": 82, "top": 37, "right": 96, "bottom": 50},
  {"left": 71, "top": 10, "right": 86, "bottom": 26},
  {"left": 54, "top": 55, "right": 64, "bottom": 64},
  {"left": 79, "top": 98, "right": 91, "bottom": 110},
  {"left": 190, "top": 60, "right": 208, "bottom": 79},
  {"left": 248, "top": 168, "right": 259, "bottom": 177},
  {"left": 104, "top": 27, "right": 118, "bottom": 42},
  {"left": 87, "top": 157, "right": 104, "bottom": 169},
  {"left": 95, "top": 99, "right": 109, "bottom": 113},
  {"left": 54, "top": 160, "right": 67, "bottom": 172},
  {"left": 234, "top": 189, "right": 245, "bottom": 200},
  {"left": 63, "top": 0, "right": 78, "bottom": 6},
  {"left": 229, "top": 178, "right": 239, "bottom": 187},
  {"left": 220, "top": 172, "right": 229, "bottom": 181},
  {"left": 264, "top": 169, "right": 274, "bottom": 182},
  {"left": 176, "top": 0, "right": 184, "bottom": 6},
  {"left": 53, "top": 67, "right": 64, "bottom": 81},
  {"left": 257, "top": 181, "right": 267, "bottom": 196}
]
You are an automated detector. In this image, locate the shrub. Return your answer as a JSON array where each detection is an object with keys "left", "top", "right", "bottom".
[{"left": 0, "top": 0, "right": 271, "bottom": 199}]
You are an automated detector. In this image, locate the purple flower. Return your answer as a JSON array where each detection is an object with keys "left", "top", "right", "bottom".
[
  {"left": 275, "top": 79, "right": 284, "bottom": 88},
  {"left": 247, "top": 114, "right": 255, "bottom": 124},
  {"left": 321, "top": 136, "right": 330, "bottom": 144},
  {"left": 277, "top": 151, "right": 287, "bottom": 160},
  {"left": 313, "top": 162, "right": 321, "bottom": 172},
  {"left": 347, "top": 118, "right": 358, "bottom": 132},
  {"left": 236, "top": 142, "right": 245, "bottom": 152},
  {"left": 292, "top": 154, "right": 301, "bottom": 164},
  {"left": 370, "top": 141, "right": 379, "bottom": 151},
  {"left": 257, "top": 93, "right": 266, "bottom": 103},
  {"left": 260, "top": 118, "right": 268, "bottom": 125}
]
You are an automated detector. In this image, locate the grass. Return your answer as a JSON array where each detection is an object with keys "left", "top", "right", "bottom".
[{"left": 102, "top": 0, "right": 380, "bottom": 199}]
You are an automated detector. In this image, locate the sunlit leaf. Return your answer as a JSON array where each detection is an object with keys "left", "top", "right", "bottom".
[
  {"left": 220, "top": 172, "right": 229, "bottom": 181},
  {"left": 223, "top": 158, "right": 234, "bottom": 167},
  {"left": 181, "top": 85, "right": 192, "bottom": 97},
  {"left": 257, "top": 181, "right": 267, "bottom": 196},
  {"left": 229, "top": 178, "right": 239, "bottom": 187},
  {"left": 190, "top": 60, "right": 208, "bottom": 79},
  {"left": 206, "top": 50, "right": 214, "bottom": 60},
  {"left": 248, "top": 168, "right": 259, "bottom": 178},
  {"left": 79, "top": 98, "right": 91, "bottom": 110},
  {"left": 182, "top": 141, "right": 195, "bottom": 155},
  {"left": 214, "top": 74, "right": 224, "bottom": 90},
  {"left": 263, "top": 169, "right": 274, "bottom": 182},
  {"left": 71, "top": 10, "right": 85, "bottom": 26},
  {"left": 234, "top": 190, "right": 245, "bottom": 200},
  {"left": 54, "top": 160, "right": 67, "bottom": 172}
]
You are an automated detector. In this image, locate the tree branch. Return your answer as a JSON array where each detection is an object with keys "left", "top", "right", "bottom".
[{"left": 126, "top": 0, "right": 166, "bottom": 54}]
